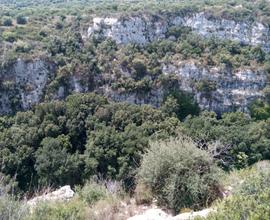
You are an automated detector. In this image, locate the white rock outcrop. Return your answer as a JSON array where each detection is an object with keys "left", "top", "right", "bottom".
[
  {"left": 174, "top": 208, "right": 215, "bottom": 220},
  {"left": 0, "top": 59, "right": 55, "bottom": 114},
  {"left": 87, "top": 12, "right": 270, "bottom": 51},
  {"left": 163, "top": 62, "right": 267, "bottom": 114},
  {"left": 127, "top": 208, "right": 215, "bottom": 220},
  {"left": 128, "top": 208, "right": 172, "bottom": 220},
  {"left": 106, "top": 61, "right": 267, "bottom": 115},
  {"left": 27, "top": 185, "right": 75, "bottom": 208}
]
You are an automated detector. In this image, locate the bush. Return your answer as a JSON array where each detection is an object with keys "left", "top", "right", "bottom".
[
  {"left": 161, "top": 91, "right": 200, "bottom": 120},
  {"left": 76, "top": 181, "right": 108, "bottom": 206},
  {"left": 16, "top": 16, "right": 27, "bottom": 25},
  {"left": 134, "top": 182, "right": 153, "bottom": 205},
  {"left": 35, "top": 136, "right": 81, "bottom": 186},
  {"left": 85, "top": 195, "right": 122, "bottom": 220},
  {"left": 2, "top": 31, "right": 17, "bottom": 42},
  {"left": 0, "top": 195, "right": 28, "bottom": 220},
  {"left": 55, "top": 22, "right": 64, "bottom": 30},
  {"left": 30, "top": 199, "right": 86, "bottom": 220},
  {"left": 77, "top": 180, "right": 124, "bottom": 220},
  {"left": 138, "top": 137, "right": 222, "bottom": 213},
  {"left": 204, "top": 161, "right": 270, "bottom": 220},
  {"left": 76, "top": 180, "right": 124, "bottom": 206},
  {"left": 2, "top": 17, "right": 13, "bottom": 26}
]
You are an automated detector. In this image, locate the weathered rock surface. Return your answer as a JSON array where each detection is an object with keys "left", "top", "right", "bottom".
[
  {"left": 27, "top": 185, "right": 74, "bottom": 208},
  {"left": 0, "top": 59, "right": 267, "bottom": 115},
  {"left": 163, "top": 62, "right": 267, "bottom": 114},
  {"left": 87, "top": 12, "right": 270, "bottom": 51},
  {"left": 127, "top": 208, "right": 215, "bottom": 220},
  {"left": 174, "top": 208, "right": 215, "bottom": 220},
  {"left": 0, "top": 11, "right": 269, "bottom": 115},
  {"left": 0, "top": 59, "right": 55, "bottom": 114},
  {"left": 104, "top": 61, "right": 267, "bottom": 114},
  {"left": 128, "top": 208, "right": 171, "bottom": 220}
]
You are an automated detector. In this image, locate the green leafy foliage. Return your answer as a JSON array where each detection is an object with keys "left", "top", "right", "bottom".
[
  {"left": 16, "top": 15, "right": 27, "bottom": 25},
  {"left": 35, "top": 136, "right": 82, "bottom": 186},
  {"left": 138, "top": 137, "right": 222, "bottom": 213},
  {"left": 2, "top": 17, "right": 13, "bottom": 26},
  {"left": 183, "top": 112, "right": 270, "bottom": 169},
  {"left": 29, "top": 199, "right": 86, "bottom": 220},
  {"left": 0, "top": 93, "right": 179, "bottom": 193},
  {"left": 203, "top": 161, "right": 270, "bottom": 220}
]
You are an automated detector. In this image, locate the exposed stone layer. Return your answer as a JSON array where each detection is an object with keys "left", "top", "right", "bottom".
[
  {"left": 0, "top": 59, "right": 267, "bottom": 115},
  {"left": 0, "top": 59, "right": 55, "bottom": 114},
  {"left": 0, "top": 11, "right": 269, "bottom": 115},
  {"left": 87, "top": 12, "right": 270, "bottom": 51},
  {"left": 163, "top": 62, "right": 267, "bottom": 114}
]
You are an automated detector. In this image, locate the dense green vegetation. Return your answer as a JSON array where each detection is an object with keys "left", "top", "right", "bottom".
[
  {"left": 138, "top": 137, "right": 222, "bottom": 213},
  {"left": 0, "top": 92, "right": 269, "bottom": 196},
  {"left": 203, "top": 161, "right": 270, "bottom": 220},
  {"left": 0, "top": 0, "right": 270, "bottom": 219},
  {"left": 0, "top": 93, "right": 180, "bottom": 193}
]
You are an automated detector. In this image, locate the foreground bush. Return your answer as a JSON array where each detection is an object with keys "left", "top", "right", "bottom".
[
  {"left": 206, "top": 191, "right": 270, "bottom": 220},
  {"left": 0, "top": 194, "right": 28, "bottom": 220},
  {"left": 29, "top": 199, "right": 86, "bottom": 220},
  {"left": 75, "top": 179, "right": 125, "bottom": 219},
  {"left": 138, "top": 137, "right": 222, "bottom": 213},
  {"left": 76, "top": 181, "right": 109, "bottom": 206},
  {"left": 205, "top": 161, "right": 270, "bottom": 220}
]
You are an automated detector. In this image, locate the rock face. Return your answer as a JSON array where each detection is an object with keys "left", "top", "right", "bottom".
[
  {"left": 0, "top": 59, "right": 267, "bottom": 115},
  {"left": 87, "top": 12, "right": 270, "bottom": 51},
  {"left": 27, "top": 185, "right": 74, "bottom": 208},
  {"left": 0, "top": 59, "right": 55, "bottom": 114},
  {"left": 0, "top": 11, "right": 269, "bottom": 115},
  {"left": 103, "top": 62, "right": 267, "bottom": 115},
  {"left": 128, "top": 208, "right": 170, "bottom": 220},
  {"left": 127, "top": 208, "right": 215, "bottom": 220},
  {"left": 163, "top": 62, "right": 267, "bottom": 114}
]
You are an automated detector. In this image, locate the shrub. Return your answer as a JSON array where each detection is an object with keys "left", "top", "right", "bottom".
[
  {"left": 85, "top": 195, "right": 122, "bottom": 220},
  {"left": 3, "top": 31, "right": 17, "bottom": 43},
  {"left": 29, "top": 199, "right": 86, "bottom": 220},
  {"left": 204, "top": 161, "right": 270, "bottom": 220},
  {"left": 15, "top": 41, "right": 31, "bottom": 53},
  {"left": 76, "top": 180, "right": 124, "bottom": 206},
  {"left": 161, "top": 91, "right": 200, "bottom": 120},
  {"left": 78, "top": 180, "right": 124, "bottom": 220},
  {"left": 134, "top": 182, "right": 153, "bottom": 205},
  {"left": 55, "top": 22, "right": 64, "bottom": 30},
  {"left": 76, "top": 181, "right": 108, "bottom": 206},
  {"left": 138, "top": 137, "right": 222, "bottom": 213},
  {"left": 0, "top": 195, "right": 28, "bottom": 220},
  {"left": 16, "top": 16, "right": 27, "bottom": 25},
  {"left": 2, "top": 17, "right": 13, "bottom": 26},
  {"left": 35, "top": 136, "right": 81, "bottom": 186}
]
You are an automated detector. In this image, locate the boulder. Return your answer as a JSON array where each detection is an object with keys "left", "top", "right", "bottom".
[
  {"left": 173, "top": 208, "right": 215, "bottom": 220},
  {"left": 127, "top": 208, "right": 172, "bottom": 220},
  {"left": 127, "top": 208, "right": 215, "bottom": 220},
  {"left": 27, "top": 185, "right": 74, "bottom": 208}
]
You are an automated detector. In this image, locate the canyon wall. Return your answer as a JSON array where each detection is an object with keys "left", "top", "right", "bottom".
[
  {"left": 87, "top": 12, "right": 270, "bottom": 51},
  {"left": 0, "top": 11, "right": 269, "bottom": 115}
]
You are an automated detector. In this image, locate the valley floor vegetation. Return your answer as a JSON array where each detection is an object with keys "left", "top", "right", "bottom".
[{"left": 0, "top": 93, "right": 269, "bottom": 219}]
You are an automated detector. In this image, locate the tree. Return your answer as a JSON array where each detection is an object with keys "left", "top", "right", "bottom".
[
  {"left": 2, "top": 18, "right": 13, "bottom": 26},
  {"left": 16, "top": 16, "right": 27, "bottom": 25},
  {"left": 162, "top": 91, "right": 200, "bottom": 120},
  {"left": 35, "top": 136, "right": 81, "bottom": 186}
]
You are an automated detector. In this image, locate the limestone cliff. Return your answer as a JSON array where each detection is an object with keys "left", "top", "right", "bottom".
[
  {"left": 0, "top": 11, "right": 269, "bottom": 115},
  {"left": 0, "top": 59, "right": 55, "bottom": 114},
  {"left": 87, "top": 12, "right": 270, "bottom": 51}
]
